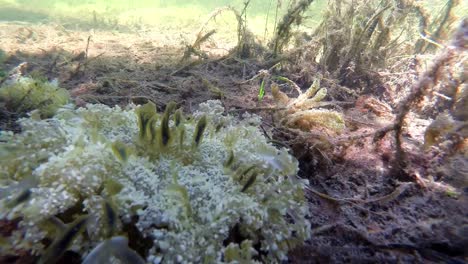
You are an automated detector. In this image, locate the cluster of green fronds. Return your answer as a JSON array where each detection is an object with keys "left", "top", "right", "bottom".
[
  {"left": 224, "top": 240, "right": 260, "bottom": 264},
  {"left": 129, "top": 101, "right": 209, "bottom": 163},
  {"left": 0, "top": 77, "right": 70, "bottom": 118}
]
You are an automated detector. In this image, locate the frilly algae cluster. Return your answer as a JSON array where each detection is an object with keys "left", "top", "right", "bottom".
[{"left": 0, "top": 100, "right": 310, "bottom": 263}]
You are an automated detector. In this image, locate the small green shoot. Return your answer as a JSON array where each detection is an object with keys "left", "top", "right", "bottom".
[
  {"left": 136, "top": 102, "right": 157, "bottom": 142},
  {"left": 192, "top": 115, "right": 207, "bottom": 148},
  {"left": 258, "top": 78, "right": 265, "bottom": 101},
  {"left": 111, "top": 141, "right": 131, "bottom": 162}
]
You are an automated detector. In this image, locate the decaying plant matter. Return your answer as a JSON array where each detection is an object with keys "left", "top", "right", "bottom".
[
  {"left": 179, "top": 1, "right": 257, "bottom": 65},
  {"left": 270, "top": 0, "right": 315, "bottom": 55},
  {"left": 414, "top": 0, "right": 461, "bottom": 53},
  {"left": 374, "top": 19, "right": 467, "bottom": 181},
  {"left": 312, "top": 0, "right": 461, "bottom": 82},
  {"left": 271, "top": 77, "right": 345, "bottom": 134}
]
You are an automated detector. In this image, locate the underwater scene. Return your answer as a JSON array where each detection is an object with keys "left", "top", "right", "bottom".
[{"left": 0, "top": 0, "right": 467, "bottom": 263}]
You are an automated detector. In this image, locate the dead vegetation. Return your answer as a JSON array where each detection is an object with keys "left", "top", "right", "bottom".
[
  {"left": 276, "top": 0, "right": 462, "bottom": 87},
  {"left": 269, "top": 0, "right": 315, "bottom": 55}
]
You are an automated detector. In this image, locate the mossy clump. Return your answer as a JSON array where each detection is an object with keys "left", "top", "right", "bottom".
[
  {"left": 0, "top": 77, "right": 70, "bottom": 118},
  {"left": 0, "top": 100, "right": 310, "bottom": 263}
]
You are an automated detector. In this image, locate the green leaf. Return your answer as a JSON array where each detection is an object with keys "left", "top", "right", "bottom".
[{"left": 257, "top": 78, "right": 265, "bottom": 101}]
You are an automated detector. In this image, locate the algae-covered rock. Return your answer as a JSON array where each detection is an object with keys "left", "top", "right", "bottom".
[{"left": 0, "top": 100, "right": 310, "bottom": 263}]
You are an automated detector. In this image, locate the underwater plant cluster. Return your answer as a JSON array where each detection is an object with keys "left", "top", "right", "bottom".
[
  {"left": 0, "top": 76, "right": 70, "bottom": 118},
  {"left": 0, "top": 99, "right": 310, "bottom": 263}
]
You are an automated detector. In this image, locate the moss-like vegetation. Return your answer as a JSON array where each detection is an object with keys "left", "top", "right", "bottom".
[
  {"left": 0, "top": 77, "right": 70, "bottom": 118},
  {"left": 0, "top": 100, "right": 310, "bottom": 263}
]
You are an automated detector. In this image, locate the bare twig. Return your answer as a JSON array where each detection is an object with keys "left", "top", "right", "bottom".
[
  {"left": 307, "top": 182, "right": 412, "bottom": 205},
  {"left": 85, "top": 36, "right": 91, "bottom": 61},
  {"left": 228, "top": 106, "right": 287, "bottom": 112}
]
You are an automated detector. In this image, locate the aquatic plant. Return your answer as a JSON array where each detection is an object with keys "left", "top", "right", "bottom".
[
  {"left": 0, "top": 49, "right": 6, "bottom": 81},
  {"left": 0, "top": 77, "right": 70, "bottom": 118},
  {"left": 0, "top": 100, "right": 310, "bottom": 263}
]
